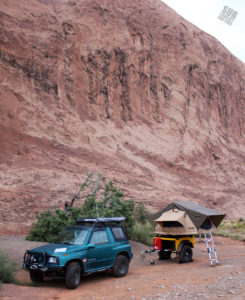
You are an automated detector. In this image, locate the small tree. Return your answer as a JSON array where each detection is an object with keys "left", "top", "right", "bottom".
[
  {"left": 27, "top": 179, "right": 153, "bottom": 244},
  {"left": 27, "top": 209, "right": 72, "bottom": 242}
]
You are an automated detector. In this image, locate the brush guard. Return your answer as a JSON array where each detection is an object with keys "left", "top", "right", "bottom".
[{"left": 23, "top": 250, "right": 48, "bottom": 272}]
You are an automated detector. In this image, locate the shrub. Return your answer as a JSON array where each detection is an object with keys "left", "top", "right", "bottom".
[
  {"left": 27, "top": 181, "right": 144, "bottom": 242},
  {"left": 0, "top": 250, "right": 17, "bottom": 284},
  {"left": 214, "top": 218, "right": 245, "bottom": 241},
  {"left": 132, "top": 221, "right": 154, "bottom": 246},
  {"left": 26, "top": 209, "right": 73, "bottom": 243},
  {"left": 135, "top": 202, "right": 149, "bottom": 225}
]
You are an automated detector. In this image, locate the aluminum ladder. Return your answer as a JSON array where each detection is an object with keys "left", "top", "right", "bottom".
[{"left": 204, "top": 232, "right": 219, "bottom": 266}]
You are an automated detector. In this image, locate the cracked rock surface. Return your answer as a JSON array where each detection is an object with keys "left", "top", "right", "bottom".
[{"left": 1, "top": 0, "right": 245, "bottom": 232}]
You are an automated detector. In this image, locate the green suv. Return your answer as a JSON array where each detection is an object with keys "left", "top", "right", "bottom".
[{"left": 23, "top": 217, "right": 133, "bottom": 289}]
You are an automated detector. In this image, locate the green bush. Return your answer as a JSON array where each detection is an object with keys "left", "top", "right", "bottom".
[
  {"left": 132, "top": 221, "right": 154, "bottom": 246},
  {"left": 135, "top": 202, "right": 149, "bottom": 225},
  {"left": 27, "top": 181, "right": 152, "bottom": 243},
  {"left": 0, "top": 250, "right": 17, "bottom": 284},
  {"left": 26, "top": 209, "right": 73, "bottom": 243}
]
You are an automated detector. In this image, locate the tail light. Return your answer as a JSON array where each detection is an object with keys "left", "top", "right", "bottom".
[{"left": 153, "top": 237, "right": 162, "bottom": 250}]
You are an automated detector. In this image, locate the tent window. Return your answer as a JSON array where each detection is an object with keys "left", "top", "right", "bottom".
[
  {"left": 162, "top": 221, "right": 183, "bottom": 228},
  {"left": 200, "top": 218, "right": 212, "bottom": 230}
]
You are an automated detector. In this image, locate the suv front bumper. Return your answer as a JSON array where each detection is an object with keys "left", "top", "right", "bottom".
[{"left": 23, "top": 250, "right": 63, "bottom": 273}]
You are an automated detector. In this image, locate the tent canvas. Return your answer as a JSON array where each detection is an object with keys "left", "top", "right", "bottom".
[
  {"left": 150, "top": 201, "right": 226, "bottom": 234},
  {"left": 154, "top": 208, "right": 198, "bottom": 235}
]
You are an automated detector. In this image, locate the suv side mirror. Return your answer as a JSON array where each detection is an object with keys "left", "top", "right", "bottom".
[{"left": 87, "top": 243, "right": 95, "bottom": 249}]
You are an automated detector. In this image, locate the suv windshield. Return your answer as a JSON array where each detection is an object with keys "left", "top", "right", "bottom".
[{"left": 55, "top": 228, "right": 88, "bottom": 245}]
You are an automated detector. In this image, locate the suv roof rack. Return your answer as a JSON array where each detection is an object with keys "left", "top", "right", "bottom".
[{"left": 76, "top": 217, "right": 126, "bottom": 225}]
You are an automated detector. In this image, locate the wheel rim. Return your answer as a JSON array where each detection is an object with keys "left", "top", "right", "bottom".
[
  {"left": 184, "top": 248, "right": 191, "bottom": 259},
  {"left": 119, "top": 260, "right": 128, "bottom": 274},
  {"left": 74, "top": 267, "right": 80, "bottom": 285}
]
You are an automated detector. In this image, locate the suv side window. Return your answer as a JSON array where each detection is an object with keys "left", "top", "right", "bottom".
[
  {"left": 111, "top": 227, "right": 127, "bottom": 241},
  {"left": 90, "top": 229, "right": 109, "bottom": 245}
]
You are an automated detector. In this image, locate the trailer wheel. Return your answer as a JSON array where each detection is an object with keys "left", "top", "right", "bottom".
[
  {"left": 30, "top": 270, "right": 44, "bottom": 283},
  {"left": 158, "top": 251, "right": 171, "bottom": 260},
  {"left": 179, "top": 245, "right": 193, "bottom": 263}
]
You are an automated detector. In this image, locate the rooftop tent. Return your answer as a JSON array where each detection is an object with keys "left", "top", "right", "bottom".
[
  {"left": 150, "top": 201, "right": 226, "bottom": 234},
  {"left": 154, "top": 208, "right": 197, "bottom": 235}
]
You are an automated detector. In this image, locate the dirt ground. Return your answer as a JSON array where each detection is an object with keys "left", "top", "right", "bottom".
[{"left": 0, "top": 235, "right": 244, "bottom": 300}]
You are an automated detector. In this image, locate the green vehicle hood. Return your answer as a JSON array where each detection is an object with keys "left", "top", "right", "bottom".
[{"left": 30, "top": 243, "right": 87, "bottom": 255}]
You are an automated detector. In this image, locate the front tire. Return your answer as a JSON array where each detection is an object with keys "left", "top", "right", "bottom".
[
  {"left": 65, "top": 262, "right": 81, "bottom": 289},
  {"left": 112, "top": 255, "right": 129, "bottom": 277},
  {"left": 30, "top": 270, "right": 44, "bottom": 283},
  {"left": 178, "top": 245, "right": 193, "bottom": 264}
]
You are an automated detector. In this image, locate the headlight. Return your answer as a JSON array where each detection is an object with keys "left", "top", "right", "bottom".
[{"left": 48, "top": 256, "right": 58, "bottom": 264}]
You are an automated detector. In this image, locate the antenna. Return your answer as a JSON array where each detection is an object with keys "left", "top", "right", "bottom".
[{"left": 96, "top": 202, "right": 99, "bottom": 218}]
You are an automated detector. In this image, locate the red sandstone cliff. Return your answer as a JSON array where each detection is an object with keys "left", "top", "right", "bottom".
[{"left": 1, "top": 0, "right": 245, "bottom": 233}]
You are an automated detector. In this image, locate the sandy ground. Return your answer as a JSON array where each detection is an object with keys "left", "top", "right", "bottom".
[{"left": 0, "top": 236, "right": 244, "bottom": 300}]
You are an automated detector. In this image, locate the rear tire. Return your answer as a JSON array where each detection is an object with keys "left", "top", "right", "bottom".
[
  {"left": 65, "top": 262, "right": 81, "bottom": 289},
  {"left": 179, "top": 245, "right": 193, "bottom": 264},
  {"left": 158, "top": 251, "right": 171, "bottom": 260},
  {"left": 112, "top": 255, "right": 129, "bottom": 277},
  {"left": 30, "top": 270, "right": 44, "bottom": 283}
]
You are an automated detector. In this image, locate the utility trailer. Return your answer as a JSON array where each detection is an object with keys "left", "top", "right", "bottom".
[{"left": 142, "top": 201, "right": 225, "bottom": 265}]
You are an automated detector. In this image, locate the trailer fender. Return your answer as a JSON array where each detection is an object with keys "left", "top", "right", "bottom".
[{"left": 176, "top": 240, "right": 193, "bottom": 254}]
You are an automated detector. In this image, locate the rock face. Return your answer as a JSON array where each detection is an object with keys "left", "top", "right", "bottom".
[{"left": 0, "top": 0, "right": 245, "bottom": 233}]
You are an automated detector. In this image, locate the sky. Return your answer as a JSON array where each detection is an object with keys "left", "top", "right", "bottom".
[{"left": 162, "top": 0, "right": 245, "bottom": 63}]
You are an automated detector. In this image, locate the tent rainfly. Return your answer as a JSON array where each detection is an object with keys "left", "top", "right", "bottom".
[{"left": 153, "top": 201, "right": 226, "bottom": 235}]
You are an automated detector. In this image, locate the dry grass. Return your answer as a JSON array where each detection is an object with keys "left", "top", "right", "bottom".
[
  {"left": 0, "top": 250, "right": 17, "bottom": 284},
  {"left": 214, "top": 218, "right": 245, "bottom": 241}
]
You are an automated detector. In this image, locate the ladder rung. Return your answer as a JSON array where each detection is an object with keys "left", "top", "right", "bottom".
[{"left": 203, "top": 232, "right": 219, "bottom": 265}]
